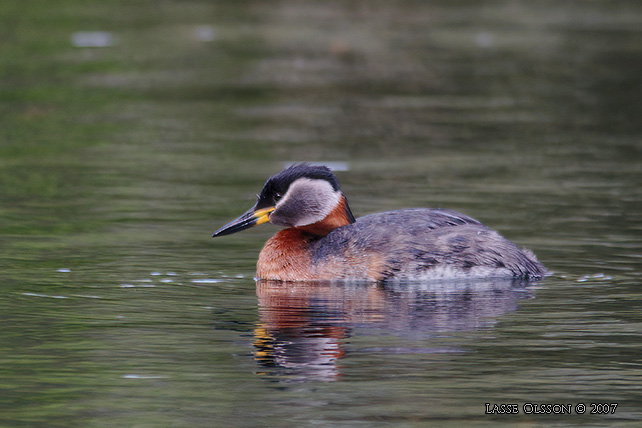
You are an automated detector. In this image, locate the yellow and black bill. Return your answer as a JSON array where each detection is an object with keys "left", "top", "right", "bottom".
[{"left": 212, "top": 205, "right": 275, "bottom": 237}]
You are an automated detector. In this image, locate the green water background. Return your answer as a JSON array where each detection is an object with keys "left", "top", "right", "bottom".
[{"left": 1, "top": 1, "right": 641, "bottom": 427}]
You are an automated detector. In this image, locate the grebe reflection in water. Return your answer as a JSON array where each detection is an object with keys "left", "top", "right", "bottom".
[{"left": 253, "top": 278, "right": 534, "bottom": 381}]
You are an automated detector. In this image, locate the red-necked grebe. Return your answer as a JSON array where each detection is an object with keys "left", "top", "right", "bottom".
[{"left": 213, "top": 163, "right": 546, "bottom": 281}]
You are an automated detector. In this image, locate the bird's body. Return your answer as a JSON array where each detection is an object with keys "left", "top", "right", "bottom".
[{"left": 214, "top": 164, "right": 546, "bottom": 282}]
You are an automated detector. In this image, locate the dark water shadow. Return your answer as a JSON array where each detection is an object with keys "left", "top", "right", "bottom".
[{"left": 253, "top": 278, "right": 537, "bottom": 381}]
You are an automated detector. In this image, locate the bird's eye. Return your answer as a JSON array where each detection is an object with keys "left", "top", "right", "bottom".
[{"left": 274, "top": 192, "right": 282, "bottom": 202}]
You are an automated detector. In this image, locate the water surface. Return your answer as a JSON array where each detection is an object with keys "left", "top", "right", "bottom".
[{"left": 1, "top": 1, "right": 641, "bottom": 427}]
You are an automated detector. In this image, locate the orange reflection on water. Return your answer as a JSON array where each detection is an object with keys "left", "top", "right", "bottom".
[{"left": 254, "top": 278, "right": 534, "bottom": 381}]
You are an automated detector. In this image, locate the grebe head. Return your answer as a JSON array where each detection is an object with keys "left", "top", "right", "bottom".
[{"left": 213, "top": 163, "right": 355, "bottom": 237}]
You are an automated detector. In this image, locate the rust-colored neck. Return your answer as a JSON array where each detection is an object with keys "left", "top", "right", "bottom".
[
  {"left": 256, "top": 195, "right": 355, "bottom": 281},
  {"left": 256, "top": 228, "right": 314, "bottom": 281},
  {"left": 296, "top": 195, "right": 354, "bottom": 237}
]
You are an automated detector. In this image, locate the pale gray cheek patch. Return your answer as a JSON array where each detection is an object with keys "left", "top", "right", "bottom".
[
  {"left": 270, "top": 202, "right": 305, "bottom": 226},
  {"left": 269, "top": 178, "right": 341, "bottom": 227}
]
